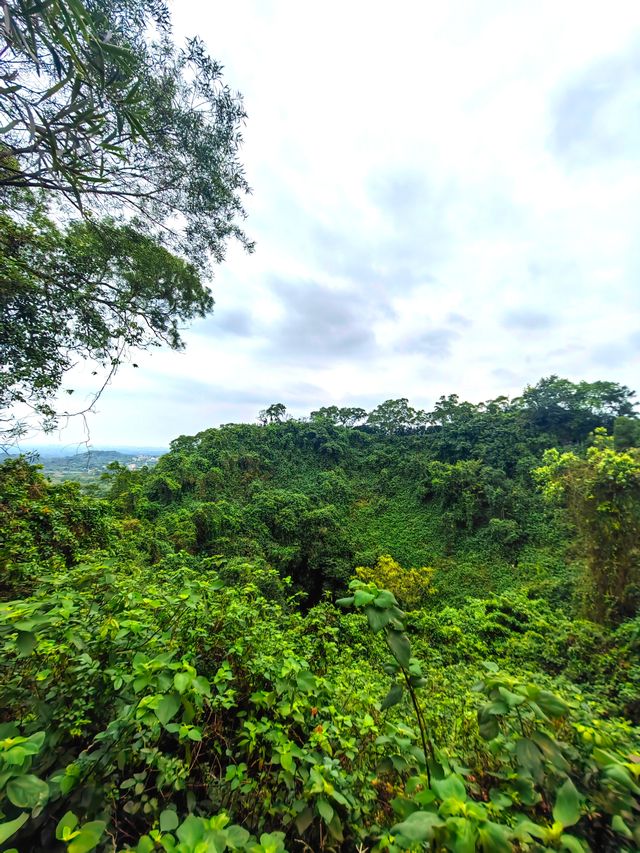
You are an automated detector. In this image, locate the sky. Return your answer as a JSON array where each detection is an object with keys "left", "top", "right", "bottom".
[{"left": 38, "top": 0, "right": 640, "bottom": 447}]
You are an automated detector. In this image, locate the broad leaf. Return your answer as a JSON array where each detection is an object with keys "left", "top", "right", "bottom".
[
  {"left": 536, "top": 690, "right": 569, "bottom": 718},
  {"left": 392, "top": 811, "right": 442, "bottom": 842},
  {"left": 560, "top": 834, "right": 587, "bottom": 852},
  {"left": 6, "top": 774, "right": 49, "bottom": 809},
  {"left": 515, "top": 738, "right": 543, "bottom": 777},
  {"left": 478, "top": 821, "right": 511, "bottom": 853},
  {"left": 67, "top": 821, "right": 106, "bottom": 853},
  {"left": 176, "top": 815, "right": 204, "bottom": 846},
  {"left": 0, "top": 813, "right": 29, "bottom": 845},
  {"left": 353, "top": 589, "right": 375, "bottom": 607},
  {"left": 552, "top": 778, "right": 581, "bottom": 828},
  {"left": 386, "top": 629, "right": 411, "bottom": 668},
  {"left": 155, "top": 693, "right": 181, "bottom": 726},
  {"left": 317, "top": 797, "right": 334, "bottom": 824},
  {"left": 159, "top": 810, "right": 179, "bottom": 832},
  {"left": 296, "top": 671, "right": 316, "bottom": 692},
  {"left": 16, "top": 631, "right": 37, "bottom": 657},
  {"left": 381, "top": 682, "right": 404, "bottom": 710},
  {"left": 173, "top": 672, "right": 191, "bottom": 694},
  {"left": 373, "top": 590, "right": 398, "bottom": 608},
  {"left": 432, "top": 774, "right": 466, "bottom": 802},
  {"left": 56, "top": 811, "right": 78, "bottom": 840},
  {"left": 365, "top": 605, "right": 391, "bottom": 633}
]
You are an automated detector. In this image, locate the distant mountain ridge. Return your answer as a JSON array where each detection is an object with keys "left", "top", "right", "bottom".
[{"left": 9, "top": 445, "right": 167, "bottom": 458}]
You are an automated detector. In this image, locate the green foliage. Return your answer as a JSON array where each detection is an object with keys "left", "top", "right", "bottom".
[
  {"left": 422, "top": 459, "right": 519, "bottom": 531},
  {"left": 0, "top": 457, "right": 108, "bottom": 595},
  {"left": 355, "top": 554, "right": 435, "bottom": 610},
  {"left": 0, "top": 0, "right": 251, "bottom": 264},
  {"left": 536, "top": 430, "right": 640, "bottom": 622},
  {"left": 0, "top": 210, "right": 212, "bottom": 430},
  {"left": 515, "top": 377, "right": 636, "bottom": 445},
  {"left": 1, "top": 379, "right": 640, "bottom": 850},
  {"left": 613, "top": 416, "right": 640, "bottom": 451},
  {"left": 0, "top": 0, "right": 251, "bottom": 439}
]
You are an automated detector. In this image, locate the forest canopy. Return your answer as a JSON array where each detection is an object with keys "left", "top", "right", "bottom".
[{"left": 1, "top": 375, "right": 640, "bottom": 851}]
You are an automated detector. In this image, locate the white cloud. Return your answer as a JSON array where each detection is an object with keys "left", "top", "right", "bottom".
[{"left": 35, "top": 0, "right": 640, "bottom": 446}]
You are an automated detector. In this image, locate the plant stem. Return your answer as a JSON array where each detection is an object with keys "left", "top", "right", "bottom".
[{"left": 401, "top": 668, "right": 431, "bottom": 787}]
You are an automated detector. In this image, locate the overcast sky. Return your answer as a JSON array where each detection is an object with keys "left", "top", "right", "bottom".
[{"left": 42, "top": 0, "right": 640, "bottom": 447}]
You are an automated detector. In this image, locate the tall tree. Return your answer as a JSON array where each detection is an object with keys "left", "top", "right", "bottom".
[
  {"left": 0, "top": 0, "right": 252, "bottom": 439},
  {"left": 514, "top": 376, "right": 636, "bottom": 444},
  {"left": 536, "top": 429, "right": 640, "bottom": 622}
]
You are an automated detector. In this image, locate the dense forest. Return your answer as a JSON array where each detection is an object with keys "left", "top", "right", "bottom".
[
  {"left": 2, "top": 377, "right": 640, "bottom": 851},
  {"left": 2, "top": 0, "right": 640, "bottom": 851}
]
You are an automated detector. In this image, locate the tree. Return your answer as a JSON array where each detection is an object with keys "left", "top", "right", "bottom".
[
  {"left": 366, "top": 399, "right": 418, "bottom": 435},
  {"left": 1, "top": 205, "right": 212, "bottom": 433},
  {"left": 613, "top": 416, "right": 640, "bottom": 451},
  {"left": 0, "top": 0, "right": 251, "bottom": 439},
  {"left": 514, "top": 377, "right": 636, "bottom": 444},
  {"left": 258, "top": 404, "right": 287, "bottom": 425},
  {"left": 0, "top": 0, "right": 251, "bottom": 267},
  {"left": 535, "top": 429, "right": 640, "bottom": 622},
  {"left": 309, "top": 406, "right": 367, "bottom": 427}
]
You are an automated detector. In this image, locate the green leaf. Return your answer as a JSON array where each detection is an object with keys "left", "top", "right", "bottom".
[
  {"left": 227, "top": 825, "right": 251, "bottom": 847},
  {"left": 22, "top": 731, "right": 45, "bottom": 755},
  {"left": 176, "top": 814, "right": 204, "bottom": 846},
  {"left": 173, "top": 672, "right": 191, "bottom": 693},
  {"left": 560, "top": 834, "right": 587, "bottom": 852},
  {"left": 432, "top": 774, "right": 466, "bottom": 802},
  {"left": 381, "top": 682, "right": 403, "bottom": 710},
  {"left": 448, "top": 817, "right": 477, "bottom": 853},
  {"left": 513, "top": 820, "right": 547, "bottom": 841},
  {"left": 294, "top": 807, "right": 313, "bottom": 834},
  {"left": 498, "top": 686, "right": 525, "bottom": 707},
  {"left": 159, "top": 809, "right": 179, "bottom": 832},
  {"left": 0, "top": 813, "right": 29, "bottom": 845},
  {"left": 280, "top": 752, "right": 294, "bottom": 773},
  {"left": 328, "top": 812, "right": 344, "bottom": 842},
  {"left": 56, "top": 811, "right": 78, "bottom": 840},
  {"left": 155, "top": 693, "right": 181, "bottom": 726},
  {"left": 386, "top": 629, "right": 411, "bottom": 668},
  {"left": 192, "top": 676, "right": 211, "bottom": 697},
  {"left": 392, "top": 811, "right": 442, "bottom": 842},
  {"left": 353, "top": 589, "right": 375, "bottom": 607},
  {"left": 365, "top": 605, "right": 391, "bottom": 633},
  {"left": 296, "top": 670, "right": 316, "bottom": 692},
  {"left": 478, "top": 706, "right": 500, "bottom": 740},
  {"left": 336, "top": 596, "right": 354, "bottom": 608},
  {"left": 6, "top": 774, "right": 49, "bottom": 808},
  {"left": 604, "top": 763, "right": 640, "bottom": 794},
  {"left": 317, "top": 797, "right": 334, "bottom": 824},
  {"left": 552, "top": 778, "right": 581, "bottom": 828},
  {"left": 515, "top": 738, "right": 543, "bottom": 775},
  {"left": 16, "top": 631, "right": 36, "bottom": 656},
  {"left": 536, "top": 690, "right": 569, "bottom": 718},
  {"left": 530, "top": 729, "right": 570, "bottom": 771},
  {"left": 611, "top": 815, "right": 633, "bottom": 838},
  {"left": 67, "top": 821, "right": 106, "bottom": 853},
  {"left": 373, "top": 589, "right": 399, "bottom": 608},
  {"left": 478, "top": 821, "right": 511, "bottom": 853}
]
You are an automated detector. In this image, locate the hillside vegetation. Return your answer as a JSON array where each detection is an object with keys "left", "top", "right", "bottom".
[{"left": 1, "top": 377, "right": 640, "bottom": 852}]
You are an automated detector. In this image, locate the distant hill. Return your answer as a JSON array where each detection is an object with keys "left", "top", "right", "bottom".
[
  {"left": 29, "top": 448, "right": 165, "bottom": 483},
  {"left": 13, "top": 444, "right": 167, "bottom": 458}
]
